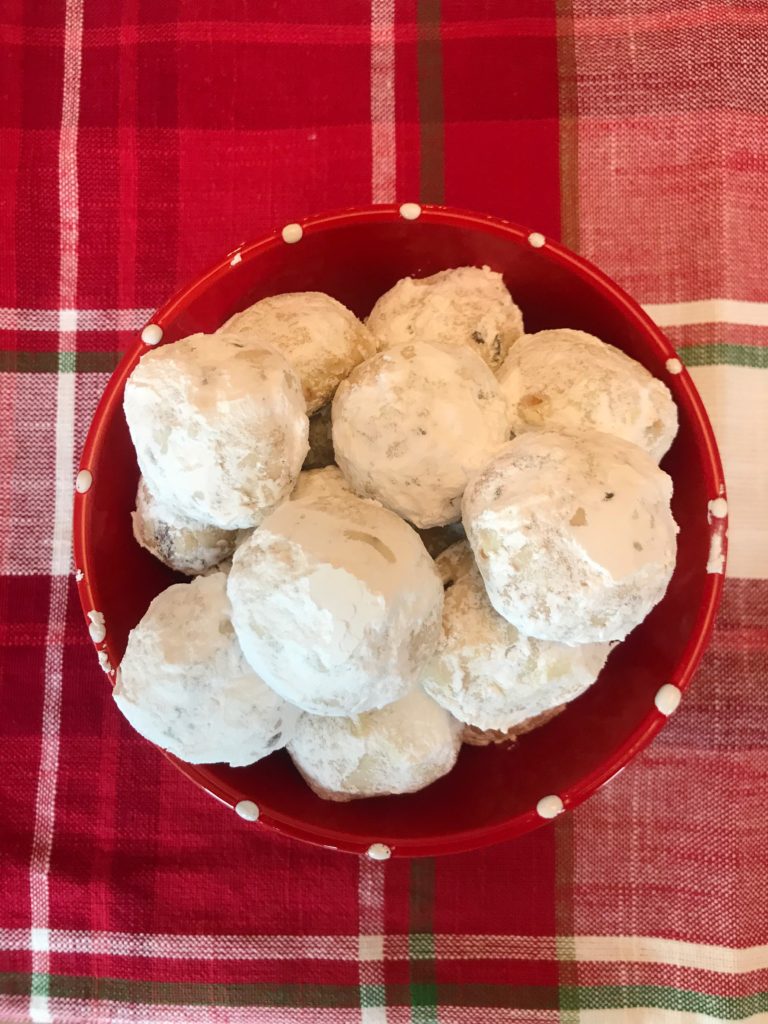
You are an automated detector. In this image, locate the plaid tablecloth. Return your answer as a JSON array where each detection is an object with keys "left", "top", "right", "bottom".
[{"left": 2, "top": 2, "right": 767, "bottom": 1022}]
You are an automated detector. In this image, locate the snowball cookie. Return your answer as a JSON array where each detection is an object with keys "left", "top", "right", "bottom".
[
  {"left": 435, "top": 539, "right": 475, "bottom": 588},
  {"left": 422, "top": 562, "right": 611, "bottom": 733},
  {"left": 220, "top": 292, "right": 377, "bottom": 414},
  {"left": 123, "top": 332, "right": 308, "bottom": 530},
  {"left": 303, "top": 403, "right": 335, "bottom": 470},
  {"left": 367, "top": 266, "right": 523, "bottom": 370},
  {"left": 113, "top": 573, "right": 298, "bottom": 767},
  {"left": 290, "top": 465, "right": 353, "bottom": 503},
  {"left": 461, "top": 706, "right": 566, "bottom": 747},
  {"left": 228, "top": 490, "right": 444, "bottom": 715},
  {"left": 132, "top": 476, "right": 237, "bottom": 576},
  {"left": 463, "top": 431, "right": 678, "bottom": 644},
  {"left": 333, "top": 341, "right": 509, "bottom": 528},
  {"left": 288, "top": 688, "right": 462, "bottom": 801},
  {"left": 498, "top": 329, "right": 678, "bottom": 462}
]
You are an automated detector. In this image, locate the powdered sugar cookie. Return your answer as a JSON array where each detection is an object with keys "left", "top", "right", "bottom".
[
  {"left": 221, "top": 292, "right": 376, "bottom": 414},
  {"left": 333, "top": 341, "right": 509, "bottom": 528},
  {"left": 461, "top": 705, "right": 565, "bottom": 746},
  {"left": 498, "top": 329, "right": 678, "bottom": 462},
  {"left": 290, "top": 465, "right": 353, "bottom": 503},
  {"left": 288, "top": 688, "right": 461, "bottom": 801},
  {"left": 114, "top": 573, "right": 298, "bottom": 767},
  {"left": 227, "top": 489, "right": 444, "bottom": 715},
  {"left": 434, "top": 539, "right": 475, "bottom": 588},
  {"left": 422, "top": 563, "right": 611, "bottom": 732},
  {"left": 124, "top": 332, "right": 308, "bottom": 529},
  {"left": 462, "top": 431, "right": 678, "bottom": 644},
  {"left": 132, "top": 476, "right": 237, "bottom": 576},
  {"left": 367, "top": 266, "right": 523, "bottom": 370}
]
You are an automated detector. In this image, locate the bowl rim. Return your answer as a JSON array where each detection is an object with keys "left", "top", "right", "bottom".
[{"left": 73, "top": 202, "right": 727, "bottom": 858}]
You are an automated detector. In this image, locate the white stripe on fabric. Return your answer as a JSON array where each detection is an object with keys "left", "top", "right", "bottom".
[
  {"left": 29, "top": 2, "right": 84, "bottom": 1022},
  {"left": 0, "top": 1000, "right": 758, "bottom": 1024},
  {"left": 359, "top": 862, "right": 388, "bottom": 1023},
  {"left": 0, "top": 308, "right": 152, "bottom": 331},
  {"left": 643, "top": 298, "right": 768, "bottom": 328},
  {"left": 689, "top": 365, "right": 768, "bottom": 580},
  {"left": 38, "top": 1005, "right": 365, "bottom": 1024},
  {"left": 571, "top": 935, "right": 768, "bottom": 974},
  {"left": 50, "top": 374, "right": 75, "bottom": 575},
  {"left": 370, "top": 0, "right": 396, "bottom": 204},
  {"left": 0, "top": 929, "right": 361, "bottom": 959},
  {"left": 577, "top": 1012, "right": 767, "bottom": 1024},
  {"left": 1, "top": 930, "right": 766, "bottom": 973}
]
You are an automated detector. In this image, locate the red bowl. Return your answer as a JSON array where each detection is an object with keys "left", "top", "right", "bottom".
[{"left": 73, "top": 204, "right": 727, "bottom": 858}]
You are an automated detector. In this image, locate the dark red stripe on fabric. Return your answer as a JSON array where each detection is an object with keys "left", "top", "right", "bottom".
[
  {"left": 417, "top": 0, "right": 445, "bottom": 204},
  {"left": 0, "top": 351, "right": 121, "bottom": 372},
  {"left": 409, "top": 858, "right": 436, "bottom": 996},
  {"left": 46, "top": 952, "right": 362, "bottom": 988}
]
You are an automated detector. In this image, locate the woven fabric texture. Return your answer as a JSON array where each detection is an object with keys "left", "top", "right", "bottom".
[{"left": 1, "top": 2, "right": 766, "bottom": 1022}]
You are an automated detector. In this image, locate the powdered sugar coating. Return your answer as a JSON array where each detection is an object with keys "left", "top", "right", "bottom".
[
  {"left": 123, "top": 332, "right": 308, "bottom": 529},
  {"left": 132, "top": 476, "right": 237, "bottom": 576},
  {"left": 228, "top": 490, "right": 444, "bottom": 716},
  {"left": 290, "top": 465, "right": 353, "bottom": 503},
  {"left": 367, "top": 266, "right": 523, "bottom": 370},
  {"left": 114, "top": 573, "right": 298, "bottom": 767},
  {"left": 435, "top": 539, "right": 475, "bottom": 587},
  {"left": 332, "top": 341, "right": 509, "bottom": 528},
  {"left": 463, "top": 431, "right": 678, "bottom": 644},
  {"left": 220, "top": 292, "right": 376, "bottom": 414},
  {"left": 498, "top": 329, "right": 678, "bottom": 462},
  {"left": 288, "top": 688, "right": 461, "bottom": 801},
  {"left": 422, "top": 563, "right": 611, "bottom": 731}
]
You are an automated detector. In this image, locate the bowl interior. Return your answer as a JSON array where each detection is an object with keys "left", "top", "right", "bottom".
[{"left": 74, "top": 208, "right": 725, "bottom": 856}]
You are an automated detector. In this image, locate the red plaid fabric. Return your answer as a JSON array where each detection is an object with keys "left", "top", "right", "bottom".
[{"left": 1, "top": 2, "right": 766, "bottom": 1022}]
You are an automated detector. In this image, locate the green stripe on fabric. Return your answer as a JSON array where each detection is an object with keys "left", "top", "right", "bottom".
[
  {"left": 4, "top": 975, "right": 763, "bottom": 1016},
  {"left": 679, "top": 343, "right": 768, "bottom": 369},
  {"left": 30, "top": 972, "right": 48, "bottom": 1000},
  {"left": 361, "top": 984, "right": 386, "bottom": 1009},
  {"left": 410, "top": 859, "right": 437, "bottom": 1023},
  {"left": 0, "top": 974, "right": 360, "bottom": 1008},
  {"left": 560, "top": 985, "right": 768, "bottom": 1019}
]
